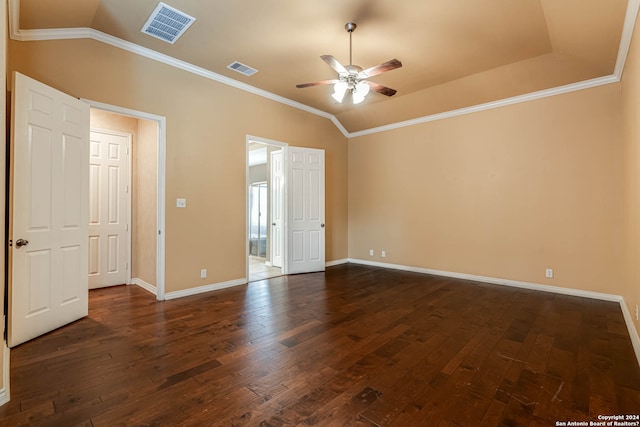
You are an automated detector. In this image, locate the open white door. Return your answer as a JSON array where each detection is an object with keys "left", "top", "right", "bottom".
[
  {"left": 88, "top": 129, "right": 130, "bottom": 289},
  {"left": 9, "top": 72, "right": 90, "bottom": 347},
  {"left": 270, "top": 149, "right": 284, "bottom": 268},
  {"left": 287, "top": 147, "right": 325, "bottom": 274}
]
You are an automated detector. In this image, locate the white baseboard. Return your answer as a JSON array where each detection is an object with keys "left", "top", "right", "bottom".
[
  {"left": 164, "top": 278, "right": 247, "bottom": 300},
  {"left": 326, "top": 258, "right": 349, "bottom": 267},
  {"left": 131, "top": 278, "right": 157, "bottom": 296},
  {"left": 620, "top": 300, "right": 640, "bottom": 367},
  {"left": 0, "top": 342, "right": 10, "bottom": 407},
  {"left": 348, "top": 258, "right": 640, "bottom": 367},
  {"left": 348, "top": 259, "right": 622, "bottom": 301}
]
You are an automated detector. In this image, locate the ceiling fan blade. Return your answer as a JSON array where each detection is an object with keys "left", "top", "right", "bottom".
[
  {"left": 296, "top": 79, "right": 339, "bottom": 89},
  {"left": 321, "top": 55, "right": 348, "bottom": 74},
  {"left": 358, "top": 59, "right": 402, "bottom": 79},
  {"left": 365, "top": 81, "right": 397, "bottom": 97}
]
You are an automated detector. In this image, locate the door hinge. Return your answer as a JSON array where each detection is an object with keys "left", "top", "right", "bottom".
[
  {"left": 126, "top": 185, "right": 129, "bottom": 193},
  {"left": 125, "top": 224, "right": 129, "bottom": 231}
]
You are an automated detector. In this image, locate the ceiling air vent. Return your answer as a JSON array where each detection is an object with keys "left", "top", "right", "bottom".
[
  {"left": 141, "top": 2, "right": 196, "bottom": 44},
  {"left": 227, "top": 61, "right": 259, "bottom": 77}
]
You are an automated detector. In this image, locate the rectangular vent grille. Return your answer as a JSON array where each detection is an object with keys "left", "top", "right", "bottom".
[
  {"left": 141, "top": 2, "right": 195, "bottom": 44},
  {"left": 227, "top": 61, "right": 259, "bottom": 77}
]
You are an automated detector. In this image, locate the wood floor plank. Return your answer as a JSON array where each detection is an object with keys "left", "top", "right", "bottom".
[{"left": 0, "top": 264, "right": 638, "bottom": 426}]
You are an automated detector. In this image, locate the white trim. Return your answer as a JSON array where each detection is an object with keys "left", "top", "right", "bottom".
[
  {"left": 326, "top": 258, "right": 348, "bottom": 267},
  {"left": 246, "top": 135, "right": 289, "bottom": 280},
  {"left": 0, "top": 343, "right": 10, "bottom": 407},
  {"left": 348, "top": 258, "right": 640, "bottom": 366},
  {"left": 83, "top": 99, "right": 167, "bottom": 301},
  {"left": 131, "top": 278, "right": 157, "bottom": 296},
  {"left": 8, "top": 19, "right": 350, "bottom": 138},
  {"left": 348, "top": 258, "right": 622, "bottom": 301},
  {"left": 620, "top": 299, "right": 640, "bottom": 367},
  {"left": 8, "top": 0, "right": 19, "bottom": 40},
  {"left": 615, "top": 0, "right": 640, "bottom": 77},
  {"left": 349, "top": 75, "right": 619, "bottom": 138},
  {"left": 164, "top": 278, "right": 247, "bottom": 300},
  {"left": 7, "top": 0, "right": 638, "bottom": 139}
]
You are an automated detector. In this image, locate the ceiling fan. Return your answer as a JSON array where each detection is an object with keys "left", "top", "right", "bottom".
[{"left": 296, "top": 22, "right": 402, "bottom": 104}]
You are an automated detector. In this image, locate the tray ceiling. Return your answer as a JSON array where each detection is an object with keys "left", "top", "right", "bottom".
[{"left": 16, "top": 0, "right": 632, "bottom": 133}]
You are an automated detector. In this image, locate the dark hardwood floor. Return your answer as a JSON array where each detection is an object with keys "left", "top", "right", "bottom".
[{"left": 1, "top": 264, "right": 639, "bottom": 426}]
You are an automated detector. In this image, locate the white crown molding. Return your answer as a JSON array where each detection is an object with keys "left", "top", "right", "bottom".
[
  {"left": 615, "top": 0, "right": 640, "bottom": 77},
  {"left": 349, "top": 75, "right": 620, "bottom": 138},
  {"left": 7, "top": 0, "right": 639, "bottom": 139}
]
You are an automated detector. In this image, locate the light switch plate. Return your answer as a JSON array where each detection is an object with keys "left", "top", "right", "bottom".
[{"left": 176, "top": 198, "right": 187, "bottom": 208}]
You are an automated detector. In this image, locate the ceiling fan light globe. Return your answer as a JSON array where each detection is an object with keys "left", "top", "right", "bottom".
[
  {"left": 352, "top": 91, "right": 366, "bottom": 104},
  {"left": 356, "top": 81, "right": 370, "bottom": 96},
  {"left": 332, "top": 81, "right": 348, "bottom": 103},
  {"left": 352, "top": 81, "right": 370, "bottom": 104}
]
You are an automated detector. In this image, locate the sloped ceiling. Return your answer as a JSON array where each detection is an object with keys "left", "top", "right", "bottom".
[{"left": 16, "top": 0, "right": 632, "bottom": 133}]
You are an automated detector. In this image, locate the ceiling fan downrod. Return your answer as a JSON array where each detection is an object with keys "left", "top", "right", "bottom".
[{"left": 346, "top": 22, "right": 357, "bottom": 66}]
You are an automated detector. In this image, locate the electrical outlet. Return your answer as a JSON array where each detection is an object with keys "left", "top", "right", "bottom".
[
  {"left": 545, "top": 268, "right": 553, "bottom": 278},
  {"left": 369, "top": 249, "right": 374, "bottom": 256},
  {"left": 381, "top": 250, "right": 386, "bottom": 257},
  {"left": 176, "top": 198, "right": 187, "bottom": 208},
  {"left": 200, "top": 269, "right": 207, "bottom": 279}
]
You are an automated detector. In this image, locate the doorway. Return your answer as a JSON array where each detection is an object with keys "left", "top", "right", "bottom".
[
  {"left": 247, "top": 138, "right": 285, "bottom": 282},
  {"left": 86, "top": 101, "right": 166, "bottom": 300}
]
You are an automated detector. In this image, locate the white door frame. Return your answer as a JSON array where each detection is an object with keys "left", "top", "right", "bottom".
[
  {"left": 246, "top": 135, "right": 288, "bottom": 279},
  {"left": 84, "top": 99, "right": 167, "bottom": 301},
  {"left": 89, "top": 127, "right": 133, "bottom": 287},
  {"left": 270, "top": 150, "right": 284, "bottom": 268}
]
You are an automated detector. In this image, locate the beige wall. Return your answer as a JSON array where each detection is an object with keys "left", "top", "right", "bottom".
[
  {"left": 349, "top": 83, "right": 624, "bottom": 295},
  {"left": 621, "top": 13, "right": 640, "bottom": 337},
  {"left": 8, "top": 38, "right": 349, "bottom": 293}
]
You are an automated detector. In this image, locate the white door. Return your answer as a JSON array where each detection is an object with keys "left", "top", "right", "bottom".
[
  {"left": 88, "top": 129, "right": 130, "bottom": 289},
  {"left": 9, "top": 72, "right": 90, "bottom": 347},
  {"left": 270, "top": 149, "right": 284, "bottom": 268},
  {"left": 287, "top": 147, "right": 325, "bottom": 274}
]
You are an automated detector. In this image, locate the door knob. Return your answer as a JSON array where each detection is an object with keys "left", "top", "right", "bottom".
[
  {"left": 321, "top": 223, "right": 325, "bottom": 228},
  {"left": 15, "top": 239, "right": 29, "bottom": 248},
  {"left": 272, "top": 223, "right": 276, "bottom": 226}
]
